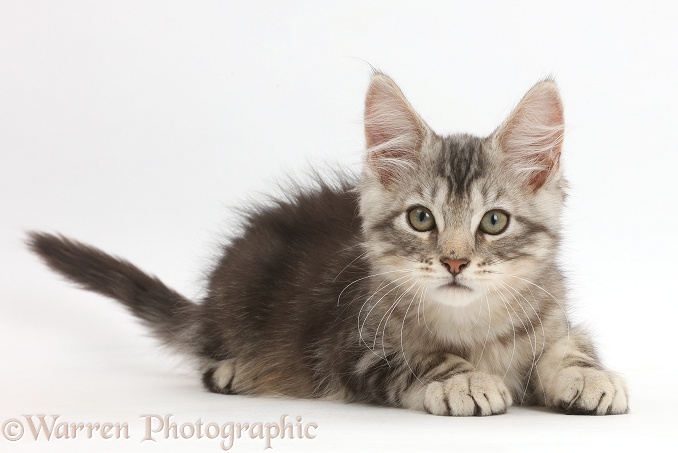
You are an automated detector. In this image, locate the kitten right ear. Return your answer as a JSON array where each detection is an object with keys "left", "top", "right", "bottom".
[{"left": 364, "top": 73, "right": 431, "bottom": 187}]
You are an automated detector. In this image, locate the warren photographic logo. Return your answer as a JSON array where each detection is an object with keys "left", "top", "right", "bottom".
[{"left": 1, "top": 414, "right": 318, "bottom": 450}]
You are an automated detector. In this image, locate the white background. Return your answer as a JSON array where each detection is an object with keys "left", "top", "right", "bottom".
[{"left": 1, "top": 1, "right": 677, "bottom": 451}]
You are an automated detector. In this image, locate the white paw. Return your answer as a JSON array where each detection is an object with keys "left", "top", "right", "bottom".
[
  {"left": 551, "top": 367, "right": 628, "bottom": 415},
  {"left": 203, "top": 360, "right": 236, "bottom": 394},
  {"left": 423, "top": 372, "right": 512, "bottom": 416}
]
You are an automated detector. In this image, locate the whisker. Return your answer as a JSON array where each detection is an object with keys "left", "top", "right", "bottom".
[
  {"left": 328, "top": 242, "right": 364, "bottom": 256},
  {"left": 356, "top": 272, "right": 413, "bottom": 347},
  {"left": 468, "top": 292, "right": 485, "bottom": 331},
  {"left": 358, "top": 274, "right": 414, "bottom": 356},
  {"left": 497, "top": 281, "right": 537, "bottom": 355},
  {"left": 520, "top": 283, "right": 548, "bottom": 403},
  {"left": 400, "top": 280, "right": 425, "bottom": 386},
  {"left": 338, "top": 268, "right": 416, "bottom": 307},
  {"left": 473, "top": 281, "right": 493, "bottom": 368},
  {"left": 362, "top": 276, "right": 415, "bottom": 355},
  {"left": 497, "top": 272, "right": 570, "bottom": 372},
  {"left": 378, "top": 279, "right": 419, "bottom": 362},
  {"left": 333, "top": 250, "right": 368, "bottom": 282},
  {"left": 500, "top": 281, "right": 546, "bottom": 359},
  {"left": 492, "top": 284, "right": 517, "bottom": 381},
  {"left": 420, "top": 286, "right": 435, "bottom": 335},
  {"left": 497, "top": 280, "right": 539, "bottom": 404}
]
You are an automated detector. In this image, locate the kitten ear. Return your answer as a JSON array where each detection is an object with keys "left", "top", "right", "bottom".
[
  {"left": 364, "top": 73, "right": 431, "bottom": 187},
  {"left": 494, "top": 79, "right": 564, "bottom": 190}
]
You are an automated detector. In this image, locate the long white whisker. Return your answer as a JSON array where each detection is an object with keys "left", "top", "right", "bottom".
[
  {"left": 333, "top": 250, "right": 368, "bottom": 283},
  {"left": 339, "top": 268, "right": 415, "bottom": 307},
  {"left": 474, "top": 281, "right": 493, "bottom": 368},
  {"left": 492, "top": 284, "right": 517, "bottom": 381},
  {"left": 358, "top": 273, "right": 412, "bottom": 326},
  {"left": 498, "top": 272, "right": 570, "bottom": 372},
  {"left": 376, "top": 279, "right": 418, "bottom": 359},
  {"left": 358, "top": 273, "right": 413, "bottom": 316},
  {"left": 379, "top": 279, "right": 420, "bottom": 362},
  {"left": 521, "top": 283, "right": 547, "bottom": 403},
  {"left": 363, "top": 277, "right": 414, "bottom": 354},
  {"left": 468, "top": 291, "right": 485, "bottom": 331},
  {"left": 416, "top": 282, "right": 427, "bottom": 325},
  {"left": 514, "top": 282, "right": 546, "bottom": 361},
  {"left": 497, "top": 281, "right": 537, "bottom": 356},
  {"left": 358, "top": 274, "right": 415, "bottom": 357},
  {"left": 420, "top": 286, "right": 435, "bottom": 335},
  {"left": 497, "top": 280, "right": 538, "bottom": 404},
  {"left": 400, "top": 280, "right": 425, "bottom": 386}
]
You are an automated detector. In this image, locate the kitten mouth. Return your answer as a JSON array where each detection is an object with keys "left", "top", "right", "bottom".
[{"left": 440, "top": 281, "right": 472, "bottom": 292}]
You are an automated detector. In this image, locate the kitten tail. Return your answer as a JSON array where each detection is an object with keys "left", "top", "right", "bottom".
[{"left": 26, "top": 232, "right": 196, "bottom": 351}]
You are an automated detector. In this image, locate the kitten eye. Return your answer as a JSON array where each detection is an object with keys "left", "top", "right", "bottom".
[
  {"left": 407, "top": 206, "right": 436, "bottom": 232},
  {"left": 479, "top": 210, "right": 509, "bottom": 235}
]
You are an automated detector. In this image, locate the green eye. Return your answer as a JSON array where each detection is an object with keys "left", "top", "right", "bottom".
[
  {"left": 407, "top": 206, "right": 436, "bottom": 232},
  {"left": 479, "top": 210, "right": 510, "bottom": 235}
]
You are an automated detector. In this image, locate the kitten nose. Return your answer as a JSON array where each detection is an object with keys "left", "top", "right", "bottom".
[{"left": 441, "top": 258, "right": 470, "bottom": 276}]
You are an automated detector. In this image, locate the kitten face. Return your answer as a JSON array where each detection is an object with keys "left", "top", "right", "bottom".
[
  {"left": 361, "top": 134, "right": 564, "bottom": 309},
  {"left": 359, "top": 74, "right": 565, "bottom": 310}
]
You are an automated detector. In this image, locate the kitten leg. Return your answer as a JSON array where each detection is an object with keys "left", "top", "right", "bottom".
[
  {"left": 202, "top": 359, "right": 237, "bottom": 395},
  {"left": 536, "top": 334, "right": 629, "bottom": 415},
  {"left": 358, "top": 352, "right": 512, "bottom": 416}
]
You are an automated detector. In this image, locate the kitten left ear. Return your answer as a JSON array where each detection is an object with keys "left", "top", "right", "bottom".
[
  {"left": 364, "top": 73, "right": 432, "bottom": 187},
  {"left": 493, "top": 79, "right": 564, "bottom": 190}
]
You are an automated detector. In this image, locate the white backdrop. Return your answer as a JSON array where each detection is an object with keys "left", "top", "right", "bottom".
[{"left": 1, "top": 1, "right": 677, "bottom": 451}]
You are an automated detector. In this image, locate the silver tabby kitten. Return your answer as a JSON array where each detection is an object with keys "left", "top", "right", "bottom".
[{"left": 29, "top": 73, "right": 628, "bottom": 416}]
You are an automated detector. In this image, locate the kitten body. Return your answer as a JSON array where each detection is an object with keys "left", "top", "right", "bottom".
[{"left": 29, "top": 73, "right": 628, "bottom": 416}]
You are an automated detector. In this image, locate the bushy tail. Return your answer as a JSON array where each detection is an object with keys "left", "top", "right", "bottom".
[{"left": 27, "top": 232, "right": 196, "bottom": 350}]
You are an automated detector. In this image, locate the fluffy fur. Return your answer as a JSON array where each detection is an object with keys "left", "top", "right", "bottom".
[{"left": 28, "top": 73, "right": 628, "bottom": 416}]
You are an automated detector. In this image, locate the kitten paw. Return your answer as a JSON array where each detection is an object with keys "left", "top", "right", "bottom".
[
  {"left": 202, "top": 360, "right": 237, "bottom": 394},
  {"left": 551, "top": 367, "right": 628, "bottom": 415},
  {"left": 423, "top": 372, "right": 512, "bottom": 416}
]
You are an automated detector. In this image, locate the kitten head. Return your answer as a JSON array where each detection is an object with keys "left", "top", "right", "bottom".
[{"left": 358, "top": 73, "right": 565, "bottom": 308}]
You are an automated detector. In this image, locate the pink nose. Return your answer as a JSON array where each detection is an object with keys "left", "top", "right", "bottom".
[{"left": 441, "top": 258, "right": 469, "bottom": 275}]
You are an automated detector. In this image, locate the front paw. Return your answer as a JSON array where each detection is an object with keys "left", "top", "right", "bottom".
[
  {"left": 551, "top": 367, "right": 628, "bottom": 415},
  {"left": 423, "top": 372, "right": 512, "bottom": 416}
]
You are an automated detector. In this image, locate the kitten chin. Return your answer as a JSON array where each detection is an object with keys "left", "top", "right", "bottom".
[{"left": 427, "top": 283, "right": 480, "bottom": 308}]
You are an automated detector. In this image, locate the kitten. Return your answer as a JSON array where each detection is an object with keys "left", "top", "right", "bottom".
[{"left": 28, "top": 73, "right": 628, "bottom": 416}]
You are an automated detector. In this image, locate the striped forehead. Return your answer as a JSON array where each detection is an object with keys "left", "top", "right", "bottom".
[
  {"left": 434, "top": 134, "right": 488, "bottom": 199},
  {"left": 429, "top": 177, "right": 487, "bottom": 232},
  {"left": 396, "top": 134, "right": 491, "bottom": 229}
]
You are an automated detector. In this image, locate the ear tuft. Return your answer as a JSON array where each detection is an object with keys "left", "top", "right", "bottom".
[
  {"left": 364, "top": 73, "right": 430, "bottom": 187},
  {"left": 494, "top": 80, "right": 564, "bottom": 190}
]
